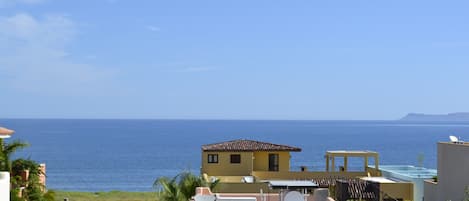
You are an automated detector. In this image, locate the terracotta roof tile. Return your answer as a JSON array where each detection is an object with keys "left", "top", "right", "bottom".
[
  {"left": 202, "top": 139, "right": 301, "bottom": 152},
  {"left": 0, "top": 127, "right": 14, "bottom": 137}
]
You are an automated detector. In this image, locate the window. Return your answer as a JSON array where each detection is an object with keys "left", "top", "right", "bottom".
[
  {"left": 230, "top": 154, "right": 241, "bottom": 163},
  {"left": 208, "top": 154, "right": 218, "bottom": 163},
  {"left": 269, "top": 154, "right": 279, "bottom": 171}
]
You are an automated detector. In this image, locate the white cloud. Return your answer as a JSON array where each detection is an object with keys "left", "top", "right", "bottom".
[
  {"left": 0, "top": 13, "right": 118, "bottom": 95},
  {"left": 145, "top": 25, "right": 160, "bottom": 32},
  {"left": 0, "top": 0, "right": 45, "bottom": 7},
  {"left": 0, "top": 13, "right": 74, "bottom": 47}
]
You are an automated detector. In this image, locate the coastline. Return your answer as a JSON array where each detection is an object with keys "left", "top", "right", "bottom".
[
  {"left": 54, "top": 191, "right": 157, "bottom": 201},
  {"left": 5, "top": 119, "right": 463, "bottom": 191}
]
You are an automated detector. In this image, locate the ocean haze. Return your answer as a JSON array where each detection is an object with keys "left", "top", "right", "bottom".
[
  {"left": 401, "top": 112, "right": 469, "bottom": 121},
  {"left": 2, "top": 119, "right": 468, "bottom": 191}
]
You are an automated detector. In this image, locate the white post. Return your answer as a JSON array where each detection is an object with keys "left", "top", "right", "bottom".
[{"left": 0, "top": 172, "right": 10, "bottom": 201}]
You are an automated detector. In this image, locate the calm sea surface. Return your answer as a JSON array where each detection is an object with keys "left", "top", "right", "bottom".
[{"left": 1, "top": 119, "right": 469, "bottom": 192}]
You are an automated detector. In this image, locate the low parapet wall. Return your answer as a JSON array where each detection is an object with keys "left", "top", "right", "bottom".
[
  {"left": 380, "top": 182, "right": 414, "bottom": 201},
  {"left": 364, "top": 167, "right": 382, "bottom": 176},
  {"left": 215, "top": 183, "right": 272, "bottom": 193},
  {"left": 211, "top": 171, "right": 378, "bottom": 194},
  {"left": 252, "top": 171, "right": 370, "bottom": 180},
  {"left": 215, "top": 176, "right": 247, "bottom": 183}
]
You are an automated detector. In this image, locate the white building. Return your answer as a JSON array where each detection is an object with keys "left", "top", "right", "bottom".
[
  {"left": 424, "top": 141, "right": 469, "bottom": 201},
  {"left": 0, "top": 126, "right": 15, "bottom": 201}
]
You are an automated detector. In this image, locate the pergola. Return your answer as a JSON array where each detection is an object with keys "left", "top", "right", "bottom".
[{"left": 325, "top": 150, "right": 379, "bottom": 172}]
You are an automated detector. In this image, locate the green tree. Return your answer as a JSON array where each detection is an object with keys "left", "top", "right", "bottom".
[
  {"left": 464, "top": 185, "right": 469, "bottom": 201},
  {"left": 1, "top": 138, "right": 54, "bottom": 201},
  {"left": 10, "top": 158, "right": 55, "bottom": 201},
  {"left": 0, "top": 139, "right": 29, "bottom": 171},
  {"left": 154, "top": 172, "right": 219, "bottom": 201},
  {"left": 154, "top": 176, "right": 184, "bottom": 201}
]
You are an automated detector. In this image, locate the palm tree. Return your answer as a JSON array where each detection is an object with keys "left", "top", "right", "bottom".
[
  {"left": 154, "top": 171, "right": 219, "bottom": 201},
  {"left": 154, "top": 176, "right": 184, "bottom": 201},
  {"left": 1, "top": 136, "right": 54, "bottom": 201},
  {"left": 179, "top": 172, "right": 203, "bottom": 200},
  {"left": 0, "top": 139, "right": 29, "bottom": 171}
]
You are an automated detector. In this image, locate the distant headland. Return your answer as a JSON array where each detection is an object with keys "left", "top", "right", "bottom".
[{"left": 400, "top": 112, "right": 469, "bottom": 121}]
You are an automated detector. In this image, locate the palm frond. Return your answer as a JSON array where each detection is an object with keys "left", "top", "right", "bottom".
[{"left": 3, "top": 140, "right": 29, "bottom": 155}]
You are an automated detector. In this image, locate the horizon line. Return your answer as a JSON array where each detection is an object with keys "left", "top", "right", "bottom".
[{"left": 0, "top": 117, "right": 407, "bottom": 121}]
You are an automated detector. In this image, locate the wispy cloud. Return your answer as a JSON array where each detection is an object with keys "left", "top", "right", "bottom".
[
  {"left": 0, "top": 13, "right": 119, "bottom": 95},
  {"left": 145, "top": 25, "right": 160, "bottom": 32},
  {"left": 0, "top": 0, "right": 46, "bottom": 7}
]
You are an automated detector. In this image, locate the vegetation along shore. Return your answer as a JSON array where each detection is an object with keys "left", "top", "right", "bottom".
[{"left": 54, "top": 191, "right": 157, "bottom": 201}]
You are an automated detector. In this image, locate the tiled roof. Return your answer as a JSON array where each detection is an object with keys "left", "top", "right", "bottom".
[{"left": 202, "top": 139, "right": 301, "bottom": 152}]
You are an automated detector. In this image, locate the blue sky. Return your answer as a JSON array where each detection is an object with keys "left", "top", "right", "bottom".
[{"left": 1, "top": 0, "right": 468, "bottom": 120}]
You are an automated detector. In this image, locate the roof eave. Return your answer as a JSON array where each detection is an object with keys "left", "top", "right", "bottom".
[{"left": 202, "top": 149, "right": 302, "bottom": 152}]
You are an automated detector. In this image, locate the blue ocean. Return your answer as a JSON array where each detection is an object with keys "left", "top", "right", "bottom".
[{"left": 2, "top": 119, "right": 469, "bottom": 192}]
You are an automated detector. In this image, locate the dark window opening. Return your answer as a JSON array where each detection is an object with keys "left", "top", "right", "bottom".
[
  {"left": 230, "top": 154, "right": 241, "bottom": 163},
  {"left": 269, "top": 153, "right": 279, "bottom": 171}
]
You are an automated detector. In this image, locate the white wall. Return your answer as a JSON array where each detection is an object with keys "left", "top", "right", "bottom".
[
  {"left": 0, "top": 172, "right": 10, "bottom": 201},
  {"left": 436, "top": 142, "right": 469, "bottom": 201},
  {"left": 423, "top": 180, "right": 437, "bottom": 201}
]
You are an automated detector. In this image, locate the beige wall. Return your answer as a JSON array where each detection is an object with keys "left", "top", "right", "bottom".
[
  {"left": 212, "top": 176, "right": 247, "bottom": 183},
  {"left": 202, "top": 152, "right": 254, "bottom": 176},
  {"left": 214, "top": 182, "right": 272, "bottom": 193},
  {"left": 436, "top": 142, "right": 469, "bottom": 201},
  {"left": 253, "top": 151, "right": 290, "bottom": 172},
  {"left": 202, "top": 151, "right": 292, "bottom": 176},
  {"left": 380, "top": 183, "right": 413, "bottom": 201},
  {"left": 365, "top": 167, "right": 382, "bottom": 176}
]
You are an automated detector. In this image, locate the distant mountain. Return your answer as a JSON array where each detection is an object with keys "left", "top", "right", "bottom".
[{"left": 400, "top": 113, "right": 469, "bottom": 121}]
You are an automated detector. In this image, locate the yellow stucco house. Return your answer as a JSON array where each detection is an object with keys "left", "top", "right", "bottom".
[
  {"left": 200, "top": 139, "right": 414, "bottom": 201},
  {"left": 201, "top": 139, "right": 301, "bottom": 177}
]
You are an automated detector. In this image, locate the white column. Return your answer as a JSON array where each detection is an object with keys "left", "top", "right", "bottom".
[{"left": 0, "top": 172, "right": 10, "bottom": 201}]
